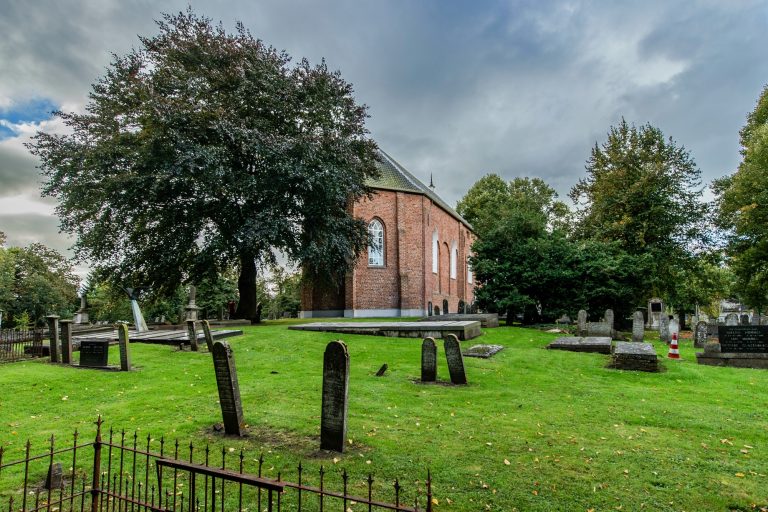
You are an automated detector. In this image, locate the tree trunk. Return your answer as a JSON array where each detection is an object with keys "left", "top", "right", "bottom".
[{"left": 234, "top": 251, "right": 260, "bottom": 324}]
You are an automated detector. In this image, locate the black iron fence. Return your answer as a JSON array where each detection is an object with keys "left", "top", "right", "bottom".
[
  {"left": 0, "top": 419, "right": 432, "bottom": 512},
  {"left": 0, "top": 329, "right": 45, "bottom": 363}
]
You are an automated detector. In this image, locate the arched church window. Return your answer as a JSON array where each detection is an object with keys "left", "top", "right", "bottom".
[
  {"left": 450, "top": 242, "right": 458, "bottom": 279},
  {"left": 432, "top": 230, "right": 439, "bottom": 273},
  {"left": 368, "top": 219, "right": 384, "bottom": 266}
]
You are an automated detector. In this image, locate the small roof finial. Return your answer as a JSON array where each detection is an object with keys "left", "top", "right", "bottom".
[{"left": 429, "top": 173, "right": 435, "bottom": 190}]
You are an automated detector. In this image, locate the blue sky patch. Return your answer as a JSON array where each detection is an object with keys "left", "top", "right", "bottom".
[{"left": 0, "top": 98, "right": 58, "bottom": 140}]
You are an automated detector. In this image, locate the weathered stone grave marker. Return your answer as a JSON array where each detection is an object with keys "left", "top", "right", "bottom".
[
  {"left": 611, "top": 342, "right": 659, "bottom": 372},
  {"left": 444, "top": 334, "right": 467, "bottom": 384},
  {"left": 201, "top": 319, "right": 215, "bottom": 352},
  {"left": 694, "top": 321, "right": 708, "bottom": 348},
  {"left": 632, "top": 311, "right": 645, "bottom": 342},
  {"left": 725, "top": 313, "right": 739, "bottom": 326},
  {"left": 659, "top": 316, "right": 670, "bottom": 343},
  {"left": 604, "top": 309, "right": 614, "bottom": 332},
  {"left": 740, "top": 314, "right": 750, "bottom": 325},
  {"left": 117, "top": 322, "right": 131, "bottom": 371},
  {"left": 577, "top": 310, "right": 587, "bottom": 336},
  {"left": 375, "top": 364, "right": 388, "bottom": 376},
  {"left": 211, "top": 341, "right": 245, "bottom": 436},
  {"left": 320, "top": 340, "right": 349, "bottom": 452},
  {"left": 587, "top": 321, "right": 612, "bottom": 338},
  {"left": 421, "top": 337, "right": 437, "bottom": 382},
  {"left": 60, "top": 319, "right": 73, "bottom": 364},
  {"left": 186, "top": 320, "right": 199, "bottom": 351},
  {"left": 46, "top": 315, "right": 60, "bottom": 363}
]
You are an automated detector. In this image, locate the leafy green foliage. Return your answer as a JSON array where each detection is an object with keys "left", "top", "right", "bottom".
[
  {"left": 27, "top": 9, "right": 379, "bottom": 321},
  {"left": 0, "top": 243, "right": 79, "bottom": 327},
  {"left": 714, "top": 85, "right": 768, "bottom": 309}
]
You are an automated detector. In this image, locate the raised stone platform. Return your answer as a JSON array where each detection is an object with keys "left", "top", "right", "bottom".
[
  {"left": 419, "top": 313, "right": 499, "bottom": 328},
  {"left": 610, "top": 342, "right": 659, "bottom": 372},
  {"left": 289, "top": 321, "right": 482, "bottom": 340},
  {"left": 696, "top": 344, "right": 768, "bottom": 369},
  {"left": 463, "top": 344, "right": 504, "bottom": 358},
  {"left": 73, "top": 328, "right": 242, "bottom": 346},
  {"left": 547, "top": 336, "right": 612, "bottom": 354}
]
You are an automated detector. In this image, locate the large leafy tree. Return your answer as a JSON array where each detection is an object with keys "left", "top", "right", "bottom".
[
  {"left": 570, "top": 119, "right": 708, "bottom": 321},
  {"left": 713, "top": 85, "right": 768, "bottom": 311},
  {"left": 28, "top": 10, "right": 378, "bottom": 322}
]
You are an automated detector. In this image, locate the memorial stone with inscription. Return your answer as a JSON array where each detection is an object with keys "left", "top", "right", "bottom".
[
  {"left": 694, "top": 321, "right": 708, "bottom": 348},
  {"left": 659, "top": 316, "right": 670, "bottom": 343},
  {"left": 421, "top": 337, "right": 437, "bottom": 382},
  {"left": 444, "top": 334, "right": 467, "bottom": 385},
  {"left": 718, "top": 326, "right": 768, "bottom": 353},
  {"left": 211, "top": 341, "right": 245, "bottom": 436},
  {"left": 117, "top": 322, "right": 131, "bottom": 371},
  {"left": 320, "top": 341, "right": 350, "bottom": 452},
  {"left": 632, "top": 311, "right": 645, "bottom": 342},
  {"left": 577, "top": 310, "right": 587, "bottom": 336},
  {"left": 604, "top": 309, "right": 614, "bottom": 331},
  {"left": 79, "top": 340, "right": 109, "bottom": 367}
]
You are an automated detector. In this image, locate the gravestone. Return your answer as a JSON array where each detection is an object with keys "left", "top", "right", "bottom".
[
  {"left": 59, "top": 319, "right": 73, "bottom": 364},
  {"left": 211, "top": 341, "right": 245, "bottom": 436},
  {"left": 632, "top": 311, "right": 645, "bottom": 342},
  {"left": 46, "top": 315, "right": 60, "bottom": 363},
  {"left": 186, "top": 320, "right": 199, "bottom": 351},
  {"left": 421, "top": 337, "right": 437, "bottom": 382},
  {"left": 44, "top": 462, "right": 63, "bottom": 490},
  {"left": 659, "top": 316, "right": 670, "bottom": 343},
  {"left": 718, "top": 326, "right": 768, "bottom": 353},
  {"left": 725, "top": 313, "right": 739, "bottom": 326},
  {"left": 444, "top": 334, "right": 467, "bottom": 385},
  {"left": 79, "top": 340, "right": 109, "bottom": 367},
  {"left": 647, "top": 298, "right": 664, "bottom": 329},
  {"left": 320, "top": 341, "right": 349, "bottom": 452},
  {"left": 577, "top": 310, "right": 587, "bottom": 336},
  {"left": 443, "top": 299, "right": 449, "bottom": 315},
  {"left": 116, "top": 322, "right": 131, "bottom": 371},
  {"left": 753, "top": 313, "right": 761, "bottom": 326},
  {"left": 694, "top": 321, "right": 708, "bottom": 348},
  {"left": 547, "top": 336, "right": 612, "bottom": 354},
  {"left": 201, "top": 320, "right": 215, "bottom": 351},
  {"left": 740, "top": 314, "right": 750, "bottom": 325},
  {"left": 586, "top": 321, "right": 612, "bottom": 338},
  {"left": 604, "top": 309, "right": 614, "bottom": 332}
]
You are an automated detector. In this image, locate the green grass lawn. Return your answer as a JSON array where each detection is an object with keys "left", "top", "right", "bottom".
[{"left": 1, "top": 321, "right": 767, "bottom": 511}]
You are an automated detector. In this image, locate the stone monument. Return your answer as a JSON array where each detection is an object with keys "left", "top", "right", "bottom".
[
  {"left": 59, "top": 319, "right": 73, "bottom": 364},
  {"left": 211, "top": 341, "right": 245, "bottom": 436},
  {"left": 117, "top": 322, "right": 131, "bottom": 371},
  {"left": 421, "top": 337, "right": 437, "bottom": 382},
  {"left": 632, "top": 311, "right": 645, "bottom": 342},
  {"left": 46, "top": 315, "right": 60, "bottom": 363},
  {"left": 444, "top": 334, "right": 467, "bottom": 384},
  {"left": 659, "top": 316, "right": 670, "bottom": 343},
  {"left": 694, "top": 320, "right": 708, "bottom": 348},
  {"left": 320, "top": 341, "right": 349, "bottom": 452},
  {"left": 577, "top": 310, "right": 587, "bottom": 337}
]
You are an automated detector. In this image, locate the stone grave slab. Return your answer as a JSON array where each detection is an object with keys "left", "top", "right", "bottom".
[
  {"left": 610, "top": 342, "right": 659, "bottom": 372},
  {"left": 418, "top": 313, "right": 499, "bottom": 328},
  {"left": 463, "top": 344, "right": 504, "bottom": 359},
  {"left": 696, "top": 325, "right": 768, "bottom": 369},
  {"left": 631, "top": 311, "right": 645, "bottom": 343},
  {"left": 547, "top": 336, "right": 612, "bottom": 354}
]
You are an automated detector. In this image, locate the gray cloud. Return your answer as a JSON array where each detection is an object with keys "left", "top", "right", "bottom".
[{"left": 1, "top": 0, "right": 767, "bottom": 262}]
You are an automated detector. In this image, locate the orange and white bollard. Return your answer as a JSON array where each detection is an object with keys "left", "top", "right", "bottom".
[{"left": 668, "top": 331, "right": 680, "bottom": 359}]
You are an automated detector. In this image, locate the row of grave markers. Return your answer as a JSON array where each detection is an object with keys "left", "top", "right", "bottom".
[{"left": 45, "top": 315, "right": 132, "bottom": 371}]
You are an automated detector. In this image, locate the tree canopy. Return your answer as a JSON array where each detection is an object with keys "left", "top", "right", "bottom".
[
  {"left": 714, "top": 85, "right": 768, "bottom": 309},
  {"left": 27, "top": 9, "right": 379, "bottom": 321}
]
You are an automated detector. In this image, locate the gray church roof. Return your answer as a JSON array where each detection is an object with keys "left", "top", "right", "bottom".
[{"left": 369, "top": 150, "right": 473, "bottom": 230}]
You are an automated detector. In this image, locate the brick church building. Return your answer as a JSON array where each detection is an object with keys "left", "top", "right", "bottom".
[{"left": 300, "top": 150, "right": 475, "bottom": 318}]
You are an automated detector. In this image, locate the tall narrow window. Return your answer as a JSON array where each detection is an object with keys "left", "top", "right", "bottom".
[
  {"left": 368, "top": 219, "right": 384, "bottom": 266},
  {"left": 450, "top": 242, "right": 458, "bottom": 279},
  {"left": 432, "top": 230, "right": 439, "bottom": 273}
]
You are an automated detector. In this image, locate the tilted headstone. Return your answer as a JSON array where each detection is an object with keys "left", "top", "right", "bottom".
[
  {"left": 740, "top": 314, "right": 750, "bottom": 325},
  {"left": 186, "top": 320, "right": 199, "bottom": 351},
  {"left": 46, "top": 315, "right": 60, "bottom": 363},
  {"left": 421, "top": 337, "right": 437, "bottom": 382},
  {"left": 604, "top": 309, "right": 614, "bottom": 331},
  {"left": 707, "top": 321, "right": 719, "bottom": 337},
  {"left": 320, "top": 340, "right": 349, "bottom": 452},
  {"left": 725, "top": 313, "right": 739, "bottom": 326},
  {"left": 211, "top": 341, "right": 245, "bottom": 436},
  {"left": 659, "top": 316, "right": 670, "bottom": 343},
  {"left": 632, "top": 311, "right": 645, "bottom": 342},
  {"left": 59, "top": 319, "right": 73, "bottom": 364},
  {"left": 116, "top": 322, "right": 131, "bottom": 371},
  {"left": 577, "top": 310, "right": 587, "bottom": 336},
  {"left": 201, "top": 319, "right": 215, "bottom": 351},
  {"left": 694, "top": 321, "right": 708, "bottom": 348},
  {"left": 444, "top": 334, "right": 467, "bottom": 385}
]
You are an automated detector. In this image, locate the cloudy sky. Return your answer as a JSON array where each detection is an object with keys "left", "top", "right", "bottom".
[{"left": 1, "top": 0, "right": 767, "bottom": 277}]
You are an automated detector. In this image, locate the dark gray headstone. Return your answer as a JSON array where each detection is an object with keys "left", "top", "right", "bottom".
[
  {"left": 59, "top": 320, "right": 73, "bottom": 364},
  {"left": 320, "top": 340, "right": 349, "bottom": 452},
  {"left": 211, "top": 341, "right": 245, "bottom": 436},
  {"left": 725, "top": 313, "right": 739, "bottom": 326},
  {"left": 577, "top": 310, "right": 587, "bottom": 336},
  {"left": 427, "top": 302, "right": 433, "bottom": 316},
  {"left": 604, "top": 309, "right": 614, "bottom": 330},
  {"left": 659, "top": 316, "right": 670, "bottom": 343},
  {"left": 421, "top": 337, "right": 437, "bottom": 382},
  {"left": 740, "top": 314, "right": 750, "bottom": 325},
  {"left": 632, "top": 311, "right": 645, "bottom": 342},
  {"left": 44, "top": 462, "right": 63, "bottom": 490},
  {"left": 117, "top": 322, "right": 131, "bottom": 371},
  {"left": 694, "top": 321, "right": 708, "bottom": 348},
  {"left": 201, "top": 319, "right": 214, "bottom": 352},
  {"left": 717, "top": 326, "right": 768, "bottom": 353},
  {"left": 186, "top": 320, "right": 199, "bottom": 351},
  {"left": 79, "top": 340, "right": 109, "bottom": 367},
  {"left": 375, "top": 363, "right": 388, "bottom": 376},
  {"left": 444, "top": 334, "right": 467, "bottom": 385},
  {"left": 46, "top": 315, "right": 60, "bottom": 363}
]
